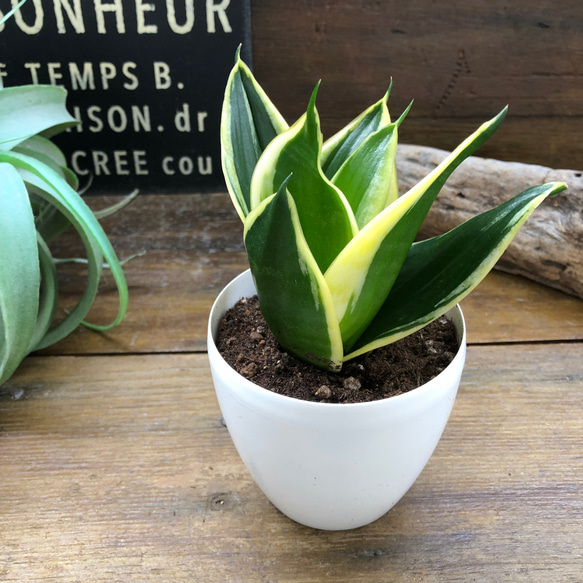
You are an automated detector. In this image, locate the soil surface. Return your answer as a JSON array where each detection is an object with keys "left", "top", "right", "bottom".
[{"left": 216, "top": 296, "right": 459, "bottom": 404}]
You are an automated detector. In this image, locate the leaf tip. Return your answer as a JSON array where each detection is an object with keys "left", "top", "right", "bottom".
[
  {"left": 277, "top": 172, "right": 294, "bottom": 194},
  {"left": 385, "top": 78, "right": 393, "bottom": 101},
  {"left": 549, "top": 181, "right": 568, "bottom": 195},
  {"left": 395, "top": 100, "right": 413, "bottom": 128},
  {"left": 305, "top": 82, "right": 322, "bottom": 129},
  {"left": 309, "top": 80, "right": 321, "bottom": 109}
]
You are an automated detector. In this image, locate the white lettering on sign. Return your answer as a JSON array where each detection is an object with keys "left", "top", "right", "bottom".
[
  {"left": 54, "top": 0, "right": 85, "bottom": 34},
  {"left": 122, "top": 62, "right": 139, "bottom": 89},
  {"left": 94, "top": 0, "right": 125, "bottom": 34},
  {"left": 23, "top": 62, "right": 41, "bottom": 83},
  {"left": 206, "top": 0, "right": 231, "bottom": 33},
  {"left": 48, "top": 62, "right": 63, "bottom": 86},
  {"left": 0, "top": 0, "right": 232, "bottom": 34},
  {"left": 12, "top": 0, "right": 44, "bottom": 34},
  {"left": 71, "top": 149, "right": 149, "bottom": 176},
  {"left": 197, "top": 111, "right": 208, "bottom": 132},
  {"left": 174, "top": 104, "right": 191, "bottom": 132},
  {"left": 0, "top": 0, "right": 239, "bottom": 187},
  {"left": 99, "top": 62, "right": 116, "bottom": 90},
  {"left": 161, "top": 155, "right": 213, "bottom": 176},
  {"left": 71, "top": 104, "right": 152, "bottom": 133},
  {"left": 68, "top": 103, "right": 208, "bottom": 136},
  {"left": 69, "top": 62, "right": 95, "bottom": 89},
  {"left": 136, "top": 0, "right": 157, "bottom": 34},
  {"left": 153, "top": 62, "right": 172, "bottom": 89},
  {"left": 17, "top": 61, "right": 141, "bottom": 90},
  {"left": 166, "top": 0, "right": 195, "bottom": 34}
]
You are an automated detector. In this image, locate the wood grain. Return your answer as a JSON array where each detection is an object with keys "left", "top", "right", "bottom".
[
  {"left": 250, "top": 0, "right": 583, "bottom": 168},
  {"left": 42, "top": 192, "right": 249, "bottom": 355},
  {"left": 1, "top": 345, "right": 581, "bottom": 582},
  {"left": 460, "top": 270, "right": 583, "bottom": 344},
  {"left": 397, "top": 144, "right": 583, "bottom": 298},
  {"left": 39, "top": 194, "right": 583, "bottom": 356},
  {"left": 2, "top": 188, "right": 581, "bottom": 581}
]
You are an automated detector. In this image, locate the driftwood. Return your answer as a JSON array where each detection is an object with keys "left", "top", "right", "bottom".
[{"left": 396, "top": 145, "right": 583, "bottom": 299}]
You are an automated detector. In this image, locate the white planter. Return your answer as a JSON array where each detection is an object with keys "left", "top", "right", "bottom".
[{"left": 207, "top": 270, "right": 467, "bottom": 531}]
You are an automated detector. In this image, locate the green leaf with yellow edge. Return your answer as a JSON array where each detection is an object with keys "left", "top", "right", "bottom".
[
  {"left": 331, "top": 103, "right": 411, "bottom": 228},
  {"left": 0, "top": 164, "right": 39, "bottom": 385},
  {"left": 346, "top": 181, "right": 567, "bottom": 359},
  {"left": 325, "top": 107, "right": 508, "bottom": 350},
  {"left": 221, "top": 47, "right": 288, "bottom": 220},
  {"left": 244, "top": 177, "right": 343, "bottom": 371},
  {"left": 321, "top": 86, "right": 392, "bottom": 176},
  {"left": 321, "top": 85, "right": 401, "bottom": 210},
  {"left": 250, "top": 84, "right": 358, "bottom": 272}
]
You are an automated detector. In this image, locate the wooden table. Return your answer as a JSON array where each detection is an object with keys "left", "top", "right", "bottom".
[{"left": 1, "top": 193, "right": 582, "bottom": 582}]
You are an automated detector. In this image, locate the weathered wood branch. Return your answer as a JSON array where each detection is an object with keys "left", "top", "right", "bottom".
[{"left": 396, "top": 144, "right": 583, "bottom": 299}]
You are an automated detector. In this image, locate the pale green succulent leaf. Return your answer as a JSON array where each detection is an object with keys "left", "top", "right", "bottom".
[
  {"left": 346, "top": 181, "right": 567, "bottom": 359},
  {"left": 33, "top": 229, "right": 102, "bottom": 351},
  {"left": 221, "top": 50, "right": 289, "bottom": 220},
  {"left": 16, "top": 135, "right": 79, "bottom": 189},
  {"left": 19, "top": 135, "right": 67, "bottom": 166},
  {"left": 93, "top": 189, "right": 139, "bottom": 220},
  {"left": 250, "top": 85, "right": 358, "bottom": 272},
  {"left": 0, "top": 85, "right": 77, "bottom": 151},
  {"left": 325, "top": 107, "right": 508, "bottom": 350},
  {"left": 16, "top": 136, "right": 82, "bottom": 242},
  {"left": 244, "top": 177, "right": 343, "bottom": 371},
  {"left": 27, "top": 233, "right": 59, "bottom": 352},
  {"left": 33, "top": 199, "right": 73, "bottom": 243},
  {"left": 0, "top": 150, "right": 127, "bottom": 339},
  {"left": 321, "top": 84, "right": 392, "bottom": 178},
  {"left": 14, "top": 167, "right": 104, "bottom": 350},
  {"left": 331, "top": 102, "right": 412, "bottom": 228},
  {"left": 0, "top": 163, "right": 40, "bottom": 384}
]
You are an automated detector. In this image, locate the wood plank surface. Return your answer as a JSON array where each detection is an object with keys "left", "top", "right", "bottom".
[
  {"left": 2, "top": 188, "right": 581, "bottom": 581},
  {"left": 1, "top": 345, "right": 581, "bottom": 582},
  {"left": 4, "top": 4, "right": 583, "bottom": 573},
  {"left": 250, "top": 0, "right": 583, "bottom": 169},
  {"left": 40, "top": 194, "right": 583, "bottom": 356},
  {"left": 460, "top": 271, "right": 583, "bottom": 344},
  {"left": 42, "top": 193, "right": 248, "bottom": 355}
]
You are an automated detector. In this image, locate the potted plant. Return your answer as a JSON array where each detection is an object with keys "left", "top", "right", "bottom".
[
  {"left": 0, "top": 78, "right": 132, "bottom": 388},
  {"left": 207, "top": 50, "right": 566, "bottom": 530}
]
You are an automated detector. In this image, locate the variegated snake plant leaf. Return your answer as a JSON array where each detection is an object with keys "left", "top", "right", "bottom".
[{"left": 222, "top": 51, "right": 567, "bottom": 372}]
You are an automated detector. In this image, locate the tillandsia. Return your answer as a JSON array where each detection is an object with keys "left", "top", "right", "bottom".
[
  {"left": 0, "top": 78, "right": 132, "bottom": 386},
  {"left": 221, "top": 49, "right": 567, "bottom": 373}
]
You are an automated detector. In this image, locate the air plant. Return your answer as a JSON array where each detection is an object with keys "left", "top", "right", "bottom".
[
  {"left": 0, "top": 80, "right": 132, "bottom": 386},
  {"left": 220, "top": 51, "right": 567, "bottom": 373}
]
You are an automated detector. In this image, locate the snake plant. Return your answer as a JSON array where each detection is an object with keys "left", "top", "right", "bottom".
[
  {"left": 221, "top": 51, "right": 567, "bottom": 372},
  {"left": 0, "top": 81, "right": 131, "bottom": 386}
]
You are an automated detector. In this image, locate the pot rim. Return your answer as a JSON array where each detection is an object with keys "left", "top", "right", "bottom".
[{"left": 208, "top": 269, "right": 467, "bottom": 412}]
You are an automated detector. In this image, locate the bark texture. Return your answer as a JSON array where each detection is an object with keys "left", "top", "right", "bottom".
[{"left": 396, "top": 144, "right": 583, "bottom": 299}]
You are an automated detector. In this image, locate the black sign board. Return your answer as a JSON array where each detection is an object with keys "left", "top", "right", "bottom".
[{"left": 0, "top": 0, "right": 252, "bottom": 194}]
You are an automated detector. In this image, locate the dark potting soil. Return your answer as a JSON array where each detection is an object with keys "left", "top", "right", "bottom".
[{"left": 215, "top": 296, "right": 460, "bottom": 404}]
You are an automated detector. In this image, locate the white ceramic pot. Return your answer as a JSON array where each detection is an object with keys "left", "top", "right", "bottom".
[{"left": 207, "top": 270, "right": 467, "bottom": 531}]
